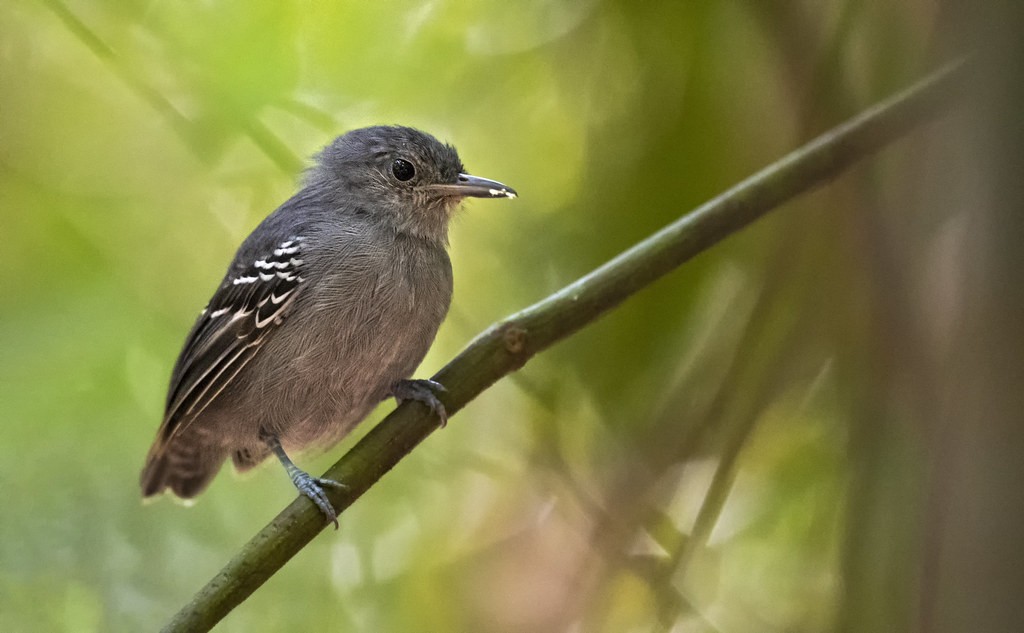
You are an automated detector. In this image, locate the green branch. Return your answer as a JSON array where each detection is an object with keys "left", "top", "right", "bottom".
[{"left": 161, "top": 58, "right": 969, "bottom": 632}]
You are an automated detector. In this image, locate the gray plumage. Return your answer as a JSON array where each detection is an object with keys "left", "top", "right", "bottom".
[{"left": 140, "top": 126, "right": 515, "bottom": 522}]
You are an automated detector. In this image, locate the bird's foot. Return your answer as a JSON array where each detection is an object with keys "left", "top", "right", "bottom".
[
  {"left": 264, "top": 432, "right": 346, "bottom": 529},
  {"left": 289, "top": 469, "right": 346, "bottom": 529},
  {"left": 393, "top": 379, "right": 448, "bottom": 427}
]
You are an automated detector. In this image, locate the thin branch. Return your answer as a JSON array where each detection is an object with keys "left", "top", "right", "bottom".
[
  {"left": 41, "top": 0, "right": 197, "bottom": 150},
  {"left": 161, "top": 58, "right": 969, "bottom": 632},
  {"left": 43, "top": 0, "right": 303, "bottom": 174}
]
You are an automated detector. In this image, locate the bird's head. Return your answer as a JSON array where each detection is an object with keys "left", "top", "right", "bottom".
[{"left": 308, "top": 125, "right": 516, "bottom": 244}]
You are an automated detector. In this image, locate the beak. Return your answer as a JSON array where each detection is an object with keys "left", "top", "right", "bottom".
[{"left": 422, "top": 174, "right": 518, "bottom": 199}]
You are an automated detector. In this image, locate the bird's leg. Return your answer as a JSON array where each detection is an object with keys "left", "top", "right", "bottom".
[
  {"left": 263, "top": 433, "right": 345, "bottom": 529},
  {"left": 393, "top": 379, "right": 448, "bottom": 427}
]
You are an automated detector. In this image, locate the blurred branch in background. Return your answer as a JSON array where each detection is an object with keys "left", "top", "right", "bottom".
[
  {"left": 39, "top": 0, "right": 195, "bottom": 156},
  {"left": 921, "top": 3, "right": 1024, "bottom": 632},
  {"left": 751, "top": 3, "right": 935, "bottom": 629},
  {"left": 42, "top": 0, "right": 304, "bottom": 173},
  {"left": 575, "top": 242, "right": 807, "bottom": 632},
  {"left": 160, "top": 58, "right": 970, "bottom": 633}
]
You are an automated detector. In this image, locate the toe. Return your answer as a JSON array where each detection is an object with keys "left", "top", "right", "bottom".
[
  {"left": 315, "top": 477, "right": 347, "bottom": 489},
  {"left": 394, "top": 379, "right": 449, "bottom": 426},
  {"left": 424, "top": 379, "right": 447, "bottom": 392},
  {"left": 293, "top": 473, "right": 341, "bottom": 528}
]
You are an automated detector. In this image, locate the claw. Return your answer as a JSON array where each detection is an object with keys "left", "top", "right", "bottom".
[
  {"left": 291, "top": 471, "right": 346, "bottom": 528},
  {"left": 291, "top": 472, "right": 343, "bottom": 528},
  {"left": 265, "top": 433, "right": 347, "bottom": 529},
  {"left": 393, "top": 379, "right": 449, "bottom": 427}
]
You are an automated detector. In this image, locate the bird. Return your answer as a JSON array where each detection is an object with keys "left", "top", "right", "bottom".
[{"left": 140, "top": 125, "right": 516, "bottom": 526}]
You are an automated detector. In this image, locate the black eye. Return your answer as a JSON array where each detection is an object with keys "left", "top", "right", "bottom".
[{"left": 391, "top": 158, "right": 415, "bottom": 181}]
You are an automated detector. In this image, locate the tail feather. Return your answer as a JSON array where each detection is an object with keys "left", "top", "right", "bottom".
[{"left": 141, "top": 437, "right": 227, "bottom": 499}]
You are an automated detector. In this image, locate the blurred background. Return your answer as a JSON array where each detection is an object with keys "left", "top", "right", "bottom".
[{"left": 2, "top": 1, "right": 1022, "bottom": 632}]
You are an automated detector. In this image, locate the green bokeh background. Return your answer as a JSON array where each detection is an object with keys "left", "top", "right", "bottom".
[{"left": 2, "top": 2, "right": 1018, "bottom": 632}]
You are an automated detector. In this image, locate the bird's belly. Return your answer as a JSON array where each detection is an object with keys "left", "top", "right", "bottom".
[{"left": 230, "top": 280, "right": 446, "bottom": 451}]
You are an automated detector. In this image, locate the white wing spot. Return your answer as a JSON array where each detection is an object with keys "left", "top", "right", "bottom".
[
  {"left": 270, "top": 291, "right": 292, "bottom": 305},
  {"left": 255, "top": 311, "right": 278, "bottom": 329}
]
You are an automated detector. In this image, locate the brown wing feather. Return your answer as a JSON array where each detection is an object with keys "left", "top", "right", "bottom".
[{"left": 147, "top": 238, "right": 307, "bottom": 459}]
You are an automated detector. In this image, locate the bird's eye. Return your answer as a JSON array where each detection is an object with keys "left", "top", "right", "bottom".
[{"left": 391, "top": 158, "right": 415, "bottom": 182}]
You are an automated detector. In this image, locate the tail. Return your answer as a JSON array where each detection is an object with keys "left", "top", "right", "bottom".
[
  {"left": 140, "top": 436, "right": 227, "bottom": 499},
  {"left": 231, "top": 446, "right": 271, "bottom": 472}
]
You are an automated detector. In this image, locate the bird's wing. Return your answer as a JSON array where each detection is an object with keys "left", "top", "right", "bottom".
[{"left": 151, "top": 236, "right": 309, "bottom": 452}]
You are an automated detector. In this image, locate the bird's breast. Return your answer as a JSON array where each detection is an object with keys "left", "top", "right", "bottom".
[{"left": 241, "top": 232, "right": 453, "bottom": 447}]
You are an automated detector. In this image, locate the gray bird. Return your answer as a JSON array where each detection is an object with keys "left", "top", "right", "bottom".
[{"left": 140, "top": 125, "right": 516, "bottom": 525}]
